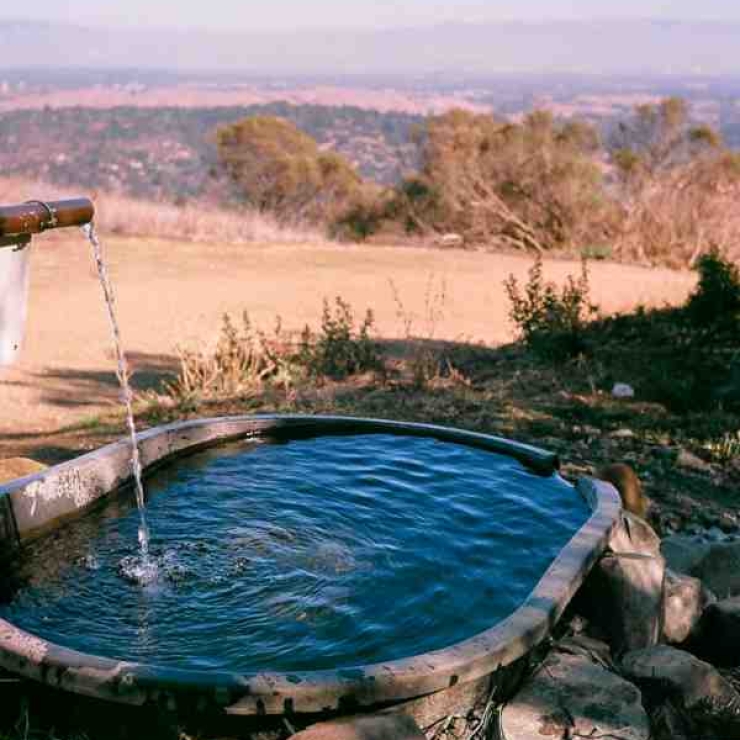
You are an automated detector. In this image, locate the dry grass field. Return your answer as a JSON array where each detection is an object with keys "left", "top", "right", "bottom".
[{"left": 0, "top": 235, "right": 696, "bottom": 439}]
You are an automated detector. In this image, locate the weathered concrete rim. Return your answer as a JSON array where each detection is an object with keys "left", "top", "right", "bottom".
[{"left": 0, "top": 415, "right": 621, "bottom": 715}]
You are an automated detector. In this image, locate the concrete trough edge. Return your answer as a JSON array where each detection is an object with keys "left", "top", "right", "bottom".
[{"left": 0, "top": 414, "right": 621, "bottom": 716}]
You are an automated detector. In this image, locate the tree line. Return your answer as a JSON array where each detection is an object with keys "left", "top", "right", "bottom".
[{"left": 217, "top": 98, "right": 740, "bottom": 265}]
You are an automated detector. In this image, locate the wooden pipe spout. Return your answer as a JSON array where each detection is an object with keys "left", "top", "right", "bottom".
[{"left": 0, "top": 198, "right": 94, "bottom": 238}]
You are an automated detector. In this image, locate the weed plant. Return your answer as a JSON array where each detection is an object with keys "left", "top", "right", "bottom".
[
  {"left": 167, "top": 298, "right": 382, "bottom": 400},
  {"left": 504, "top": 256, "right": 598, "bottom": 360},
  {"left": 299, "top": 297, "right": 381, "bottom": 380}
]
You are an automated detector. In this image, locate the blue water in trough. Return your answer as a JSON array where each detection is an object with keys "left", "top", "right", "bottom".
[{"left": 0, "top": 433, "right": 589, "bottom": 673}]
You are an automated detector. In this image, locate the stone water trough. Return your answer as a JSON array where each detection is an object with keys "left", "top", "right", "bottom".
[{"left": 0, "top": 415, "right": 623, "bottom": 733}]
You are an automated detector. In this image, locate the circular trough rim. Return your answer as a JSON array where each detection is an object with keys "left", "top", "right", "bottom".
[{"left": 0, "top": 415, "right": 622, "bottom": 715}]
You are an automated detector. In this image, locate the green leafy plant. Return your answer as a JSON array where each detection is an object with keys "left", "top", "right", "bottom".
[
  {"left": 300, "top": 297, "right": 382, "bottom": 379},
  {"left": 687, "top": 248, "right": 740, "bottom": 327},
  {"left": 504, "top": 256, "right": 598, "bottom": 359}
]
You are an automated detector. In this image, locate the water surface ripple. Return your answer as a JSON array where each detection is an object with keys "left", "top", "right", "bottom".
[{"left": 0, "top": 434, "right": 589, "bottom": 672}]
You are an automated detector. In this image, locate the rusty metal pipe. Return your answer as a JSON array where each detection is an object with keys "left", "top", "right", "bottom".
[{"left": 0, "top": 198, "right": 94, "bottom": 238}]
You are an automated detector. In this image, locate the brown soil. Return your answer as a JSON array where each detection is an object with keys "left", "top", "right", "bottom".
[{"left": 0, "top": 236, "right": 696, "bottom": 445}]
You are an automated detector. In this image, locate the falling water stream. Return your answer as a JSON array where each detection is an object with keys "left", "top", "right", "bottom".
[{"left": 82, "top": 223, "right": 155, "bottom": 581}]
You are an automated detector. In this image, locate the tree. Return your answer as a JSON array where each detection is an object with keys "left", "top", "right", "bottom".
[
  {"left": 610, "top": 97, "right": 722, "bottom": 186},
  {"left": 216, "top": 116, "right": 362, "bottom": 223},
  {"left": 390, "top": 109, "right": 611, "bottom": 251},
  {"left": 609, "top": 98, "right": 740, "bottom": 264}
]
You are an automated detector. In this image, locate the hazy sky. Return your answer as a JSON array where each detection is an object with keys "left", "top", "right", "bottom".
[{"left": 4, "top": 0, "right": 740, "bottom": 31}]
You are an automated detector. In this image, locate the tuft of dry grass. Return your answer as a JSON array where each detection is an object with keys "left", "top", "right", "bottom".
[
  {"left": 165, "top": 312, "right": 303, "bottom": 401},
  {"left": 389, "top": 274, "right": 470, "bottom": 388},
  {"left": 0, "top": 176, "right": 326, "bottom": 245}
]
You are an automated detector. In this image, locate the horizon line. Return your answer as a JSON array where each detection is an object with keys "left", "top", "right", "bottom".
[{"left": 2, "top": 16, "right": 740, "bottom": 35}]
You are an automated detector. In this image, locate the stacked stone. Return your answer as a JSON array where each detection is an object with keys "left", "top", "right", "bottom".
[{"left": 501, "top": 474, "right": 740, "bottom": 740}]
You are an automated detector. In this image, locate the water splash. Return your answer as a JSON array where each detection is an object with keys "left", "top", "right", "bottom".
[{"left": 82, "top": 222, "right": 153, "bottom": 571}]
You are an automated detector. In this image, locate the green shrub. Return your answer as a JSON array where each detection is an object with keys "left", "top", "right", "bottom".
[
  {"left": 504, "top": 256, "right": 598, "bottom": 359},
  {"left": 331, "top": 191, "right": 388, "bottom": 241},
  {"left": 687, "top": 248, "right": 740, "bottom": 327},
  {"left": 299, "top": 297, "right": 382, "bottom": 379}
]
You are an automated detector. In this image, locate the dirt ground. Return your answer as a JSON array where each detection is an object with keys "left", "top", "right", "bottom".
[{"left": 0, "top": 236, "right": 696, "bottom": 442}]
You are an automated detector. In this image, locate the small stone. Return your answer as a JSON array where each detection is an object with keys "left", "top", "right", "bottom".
[
  {"left": 663, "top": 569, "right": 716, "bottom": 645},
  {"left": 676, "top": 449, "right": 712, "bottom": 473},
  {"left": 291, "top": 714, "right": 425, "bottom": 740},
  {"left": 565, "top": 614, "right": 590, "bottom": 635},
  {"left": 706, "top": 526, "right": 726, "bottom": 542},
  {"left": 612, "top": 383, "right": 636, "bottom": 399},
  {"left": 659, "top": 513, "right": 683, "bottom": 534},
  {"left": 621, "top": 646, "right": 740, "bottom": 735},
  {"left": 720, "top": 512, "right": 740, "bottom": 534},
  {"left": 609, "top": 427, "right": 636, "bottom": 439},
  {"left": 436, "top": 233, "right": 464, "bottom": 248},
  {"left": 501, "top": 650, "right": 649, "bottom": 740}
]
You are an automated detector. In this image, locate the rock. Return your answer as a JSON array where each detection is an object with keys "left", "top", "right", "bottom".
[
  {"left": 676, "top": 449, "right": 712, "bottom": 473},
  {"left": 612, "top": 383, "right": 635, "bottom": 399},
  {"left": 621, "top": 645, "right": 740, "bottom": 736},
  {"left": 291, "top": 714, "right": 425, "bottom": 740},
  {"left": 436, "top": 233, "right": 464, "bottom": 248},
  {"left": 720, "top": 512, "right": 740, "bottom": 533},
  {"left": 610, "top": 512, "right": 661, "bottom": 556},
  {"left": 661, "top": 534, "right": 711, "bottom": 576},
  {"left": 705, "top": 526, "right": 726, "bottom": 542},
  {"left": 500, "top": 648, "right": 649, "bottom": 740},
  {"left": 577, "top": 513, "right": 665, "bottom": 655},
  {"left": 596, "top": 552, "right": 665, "bottom": 654},
  {"left": 663, "top": 569, "right": 716, "bottom": 645},
  {"left": 556, "top": 634, "right": 614, "bottom": 670},
  {"left": 691, "top": 541, "right": 740, "bottom": 599},
  {"left": 609, "top": 427, "right": 635, "bottom": 439},
  {"left": 693, "top": 597, "right": 740, "bottom": 667},
  {"left": 0, "top": 457, "right": 46, "bottom": 485}
]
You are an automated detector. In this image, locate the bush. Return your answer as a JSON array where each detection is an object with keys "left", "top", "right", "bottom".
[
  {"left": 166, "top": 298, "right": 382, "bottom": 399},
  {"left": 216, "top": 116, "right": 362, "bottom": 224},
  {"left": 166, "top": 312, "right": 300, "bottom": 399},
  {"left": 390, "top": 109, "right": 611, "bottom": 251},
  {"left": 330, "top": 188, "right": 390, "bottom": 241},
  {"left": 687, "top": 249, "right": 740, "bottom": 327},
  {"left": 504, "top": 256, "right": 598, "bottom": 359},
  {"left": 299, "top": 297, "right": 382, "bottom": 379}
]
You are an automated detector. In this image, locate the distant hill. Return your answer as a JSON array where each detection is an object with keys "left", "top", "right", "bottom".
[
  {"left": 1, "top": 19, "right": 740, "bottom": 75},
  {"left": 0, "top": 103, "right": 421, "bottom": 199}
]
